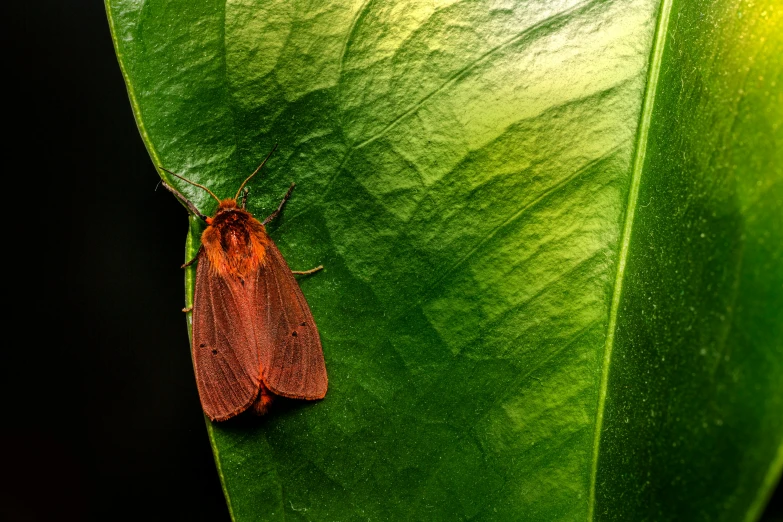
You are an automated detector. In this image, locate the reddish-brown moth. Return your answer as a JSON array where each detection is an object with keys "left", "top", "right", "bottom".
[{"left": 159, "top": 145, "right": 327, "bottom": 421}]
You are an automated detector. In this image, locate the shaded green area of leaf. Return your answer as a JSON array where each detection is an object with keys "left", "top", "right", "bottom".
[
  {"left": 595, "top": 1, "right": 783, "bottom": 521},
  {"left": 106, "top": 0, "right": 782, "bottom": 520}
]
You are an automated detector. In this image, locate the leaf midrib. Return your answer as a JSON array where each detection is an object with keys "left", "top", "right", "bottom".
[{"left": 586, "top": 0, "right": 674, "bottom": 519}]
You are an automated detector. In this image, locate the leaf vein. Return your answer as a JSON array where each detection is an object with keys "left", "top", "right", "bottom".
[{"left": 587, "top": 0, "right": 674, "bottom": 519}]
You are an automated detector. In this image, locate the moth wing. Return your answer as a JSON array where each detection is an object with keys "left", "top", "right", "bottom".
[
  {"left": 192, "top": 252, "right": 263, "bottom": 421},
  {"left": 252, "top": 242, "right": 327, "bottom": 400}
]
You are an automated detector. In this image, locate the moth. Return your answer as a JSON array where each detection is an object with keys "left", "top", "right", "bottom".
[{"left": 159, "top": 146, "right": 327, "bottom": 421}]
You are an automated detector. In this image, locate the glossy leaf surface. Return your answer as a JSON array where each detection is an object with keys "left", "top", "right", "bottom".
[{"left": 106, "top": 0, "right": 782, "bottom": 520}]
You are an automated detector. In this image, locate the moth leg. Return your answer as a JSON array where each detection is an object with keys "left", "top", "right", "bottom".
[
  {"left": 159, "top": 179, "right": 208, "bottom": 221},
  {"left": 241, "top": 187, "right": 249, "bottom": 209},
  {"left": 292, "top": 265, "right": 323, "bottom": 276},
  {"left": 181, "top": 246, "right": 204, "bottom": 269},
  {"left": 182, "top": 305, "right": 193, "bottom": 313},
  {"left": 262, "top": 182, "right": 296, "bottom": 225}
]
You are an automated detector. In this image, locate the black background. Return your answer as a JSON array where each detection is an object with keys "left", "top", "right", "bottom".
[
  {"left": 3, "top": 2, "right": 780, "bottom": 521},
  {"left": 4, "top": 2, "right": 227, "bottom": 521}
]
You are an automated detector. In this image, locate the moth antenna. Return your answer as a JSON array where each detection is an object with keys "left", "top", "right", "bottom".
[
  {"left": 234, "top": 143, "right": 278, "bottom": 200},
  {"left": 158, "top": 167, "right": 221, "bottom": 204}
]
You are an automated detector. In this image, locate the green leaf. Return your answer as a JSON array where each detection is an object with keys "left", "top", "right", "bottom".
[{"left": 106, "top": 0, "right": 783, "bottom": 520}]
